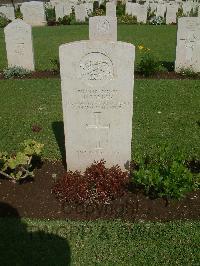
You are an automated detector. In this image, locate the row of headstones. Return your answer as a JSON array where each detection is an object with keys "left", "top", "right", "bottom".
[
  {"left": 0, "top": 1, "right": 47, "bottom": 26},
  {"left": 0, "top": 1, "right": 116, "bottom": 26},
  {"left": 3, "top": 15, "right": 200, "bottom": 171},
  {"left": 3, "top": 15, "right": 200, "bottom": 72},
  {"left": 126, "top": 1, "right": 200, "bottom": 24},
  {"left": 52, "top": 1, "right": 116, "bottom": 22}
]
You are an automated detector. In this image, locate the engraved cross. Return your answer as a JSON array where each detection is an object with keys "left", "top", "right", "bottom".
[{"left": 86, "top": 112, "right": 110, "bottom": 150}]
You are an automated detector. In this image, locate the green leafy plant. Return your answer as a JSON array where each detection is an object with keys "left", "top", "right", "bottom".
[
  {"left": 0, "top": 13, "right": 10, "bottom": 28},
  {"left": 179, "top": 68, "right": 200, "bottom": 78},
  {"left": 117, "top": 14, "right": 137, "bottom": 24},
  {"left": 3, "top": 66, "right": 31, "bottom": 79},
  {"left": 131, "top": 145, "right": 199, "bottom": 200},
  {"left": 15, "top": 7, "right": 23, "bottom": 19},
  {"left": 92, "top": 8, "right": 105, "bottom": 16},
  {"left": 137, "top": 45, "right": 160, "bottom": 76},
  {"left": 177, "top": 7, "right": 184, "bottom": 19},
  {"left": 116, "top": 2, "right": 125, "bottom": 17},
  {"left": 45, "top": 6, "right": 56, "bottom": 26},
  {"left": 50, "top": 57, "right": 60, "bottom": 73},
  {"left": 58, "top": 15, "right": 71, "bottom": 25},
  {"left": 0, "top": 140, "right": 44, "bottom": 182}
]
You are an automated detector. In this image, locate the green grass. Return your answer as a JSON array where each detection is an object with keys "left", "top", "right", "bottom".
[
  {"left": 0, "top": 218, "right": 199, "bottom": 265},
  {"left": 0, "top": 78, "right": 199, "bottom": 159},
  {"left": 0, "top": 24, "right": 177, "bottom": 71}
]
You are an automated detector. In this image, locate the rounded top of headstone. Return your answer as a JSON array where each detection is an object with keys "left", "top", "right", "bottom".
[{"left": 4, "top": 19, "right": 31, "bottom": 33}]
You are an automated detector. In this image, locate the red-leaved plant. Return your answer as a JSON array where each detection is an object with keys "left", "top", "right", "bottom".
[{"left": 52, "top": 160, "right": 129, "bottom": 205}]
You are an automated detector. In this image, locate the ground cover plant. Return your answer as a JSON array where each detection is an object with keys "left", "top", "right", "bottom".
[
  {"left": 132, "top": 145, "right": 199, "bottom": 200},
  {"left": 0, "top": 79, "right": 199, "bottom": 160},
  {"left": 52, "top": 160, "right": 129, "bottom": 205},
  {"left": 0, "top": 140, "right": 43, "bottom": 182},
  {"left": 0, "top": 24, "right": 177, "bottom": 70}
]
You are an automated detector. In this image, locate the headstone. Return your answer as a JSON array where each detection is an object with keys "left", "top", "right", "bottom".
[
  {"left": 85, "top": 3, "right": 93, "bottom": 17},
  {"left": 4, "top": 19, "right": 35, "bottom": 71},
  {"left": 20, "top": 1, "right": 47, "bottom": 26},
  {"left": 166, "top": 4, "right": 178, "bottom": 24},
  {"left": 75, "top": 4, "right": 87, "bottom": 22},
  {"left": 59, "top": 36, "right": 135, "bottom": 172},
  {"left": 0, "top": 5, "right": 15, "bottom": 21},
  {"left": 89, "top": 16, "right": 117, "bottom": 41},
  {"left": 126, "top": 2, "right": 133, "bottom": 15},
  {"left": 55, "top": 2, "right": 72, "bottom": 20},
  {"left": 106, "top": 2, "right": 116, "bottom": 17},
  {"left": 131, "top": 3, "right": 139, "bottom": 18},
  {"left": 156, "top": 3, "right": 166, "bottom": 18},
  {"left": 137, "top": 4, "right": 148, "bottom": 23},
  {"left": 175, "top": 17, "right": 200, "bottom": 73},
  {"left": 182, "top": 2, "right": 192, "bottom": 16}
]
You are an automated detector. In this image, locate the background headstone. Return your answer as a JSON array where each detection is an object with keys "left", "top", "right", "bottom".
[
  {"left": 106, "top": 2, "right": 116, "bottom": 17},
  {"left": 166, "top": 4, "right": 178, "bottom": 24},
  {"left": 75, "top": 4, "right": 87, "bottom": 22},
  {"left": 0, "top": 5, "right": 15, "bottom": 21},
  {"left": 20, "top": 1, "right": 47, "bottom": 26},
  {"left": 175, "top": 17, "right": 200, "bottom": 72},
  {"left": 59, "top": 40, "right": 135, "bottom": 172},
  {"left": 137, "top": 5, "right": 147, "bottom": 23},
  {"left": 89, "top": 16, "right": 117, "bottom": 41},
  {"left": 156, "top": 3, "right": 166, "bottom": 18},
  {"left": 4, "top": 19, "right": 35, "bottom": 71}
]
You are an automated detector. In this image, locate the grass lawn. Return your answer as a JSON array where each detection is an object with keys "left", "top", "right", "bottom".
[
  {"left": 0, "top": 78, "right": 199, "bottom": 159},
  {"left": 0, "top": 24, "right": 177, "bottom": 71},
  {"left": 0, "top": 218, "right": 199, "bottom": 265}
]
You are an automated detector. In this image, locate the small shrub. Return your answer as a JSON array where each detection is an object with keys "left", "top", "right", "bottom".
[
  {"left": 58, "top": 15, "right": 71, "bottom": 25},
  {"left": 45, "top": 6, "right": 56, "bottom": 25},
  {"left": 15, "top": 7, "right": 23, "bottom": 19},
  {"left": 117, "top": 14, "right": 137, "bottom": 24},
  {"left": 52, "top": 160, "right": 129, "bottom": 205},
  {"left": 179, "top": 68, "right": 200, "bottom": 78},
  {"left": 0, "top": 140, "right": 44, "bottom": 182},
  {"left": 116, "top": 2, "right": 125, "bottom": 17},
  {"left": 0, "top": 14, "right": 10, "bottom": 28},
  {"left": 131, "top": 145, "right": 199, "bottom": 200},
  {"left": 177, "top": 7, "right": 184, "bottom": 19},
  {"left": 137, "top": 46, "right": 160, "bottom": 76},
  {"left": 92, "top": 8, "right": 105, "bottom": 17},
  {"left": 3, "top": 66, "right": 31, "bottom": 79},
  {"left": 50, "top": 57, "right": 60, "bottom": 73},
  {"left": 93, "top": 1, "right": 99, "bottom": 12},
  {"left": 149, "top": 16, "right": 165, "bottom": 25}
]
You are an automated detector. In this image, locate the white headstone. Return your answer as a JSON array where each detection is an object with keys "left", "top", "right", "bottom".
[
  {"left": 89, "top": 16, "right": 117, "bottom": 41},
  {"left": 59, "top": 40, "right": 135, "bottom": 172},
  {"left": 137, "top": 4, "right": 148, "bottom": 23},
  {"left": 55, "top": 2, "right": 72, "bottom": 20},
  {"left": 85, "top": 3, "right": 93, "bottom": 17},
  {"left": 166, "top": 4, "right": 178, "bottom": 24},
  {"left": 182, "top": 2, "right": 192, "bottom": 16},
  {"left": 20, "top": 1, "right": 47, "bottom": 26},
  {"left": 131, "top": 3, "right": 139, "bottom": 18},
  {"left": 4, "top": 19, "right": 35, "bottom": 71},
  {"left": 156, "top": 3, "right": 166, "bottom": 18},
  {"left": 175, "top": 17, "right": 200, "bottom": 73},
  {"left": 106, "top": 2, "right": 116, "bottom": 17},
  {"left": 0, "top": 5, "right": 15, "bottom": 21},
  {"left": 75, "top": 4, "right": 87, "bottom": 22}
]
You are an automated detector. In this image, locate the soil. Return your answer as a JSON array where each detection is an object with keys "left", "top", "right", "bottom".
[
  {"left": 0, "top": 161, "right": 199, "bottom": 222},
  {"left": 1, "top": 71, "right": 200, "bottom": 80}
]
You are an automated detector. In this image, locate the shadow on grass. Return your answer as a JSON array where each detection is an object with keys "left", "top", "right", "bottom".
[
  {"left": 0, "top": 202, "right": 71, "bottom": 265},
  {"left": 52, "top": 121, "right": 67, "bottom": 169}
]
